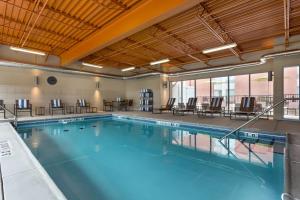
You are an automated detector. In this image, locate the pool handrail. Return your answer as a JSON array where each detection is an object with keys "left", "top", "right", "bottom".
[
  {"left": 219, "top": 97, "right": 299, "bottom": 142},
  {"left": 0, "top": 104, "right": 17, "bottom": 127}
]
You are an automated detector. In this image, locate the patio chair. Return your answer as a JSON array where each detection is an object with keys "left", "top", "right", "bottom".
[
  {"left": 127, "top": 99, "right": 133, "bottom": 111},
  {"left": 76, "top": 99, "right": 90, "bottom": 113},
  {"left": 230, "top": 97, "right": 256, "bottom": 120},
  {"left": 103, "top": 100, "right": 113, "bottom": 111},
  {"left": 153, "top": 98, "right": 176, "bottom": 114},
  {"left": 50, "top": 99, "right": 65, "bottom": 115},
  {"left": 14, "top": 99, "right": 32, "bottom": 117},
  {"left": 0, "top": 100, "right": 6, "bottom": 118},
  {"left": 173, "top": 98, "right": 198, "bottom": 115},
  {"left": 197, "top": 97, "right": 224, "bottom": 117}
]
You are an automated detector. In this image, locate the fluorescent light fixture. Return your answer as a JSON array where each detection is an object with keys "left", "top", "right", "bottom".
[
  {"left": 10, "top": 46, "right": 46, "bottom": 56},
  {"left": 202, "top": 43, "right": 237, "bottom": 54},
  {"left": 82, "top": 62, "right": 103, "bottom": 68},
  {"left": 150, "top": 58, "right": 170, "bottom": 65},
  {"left": 121, "top": 67, "right": 135, "bottom": 72}
]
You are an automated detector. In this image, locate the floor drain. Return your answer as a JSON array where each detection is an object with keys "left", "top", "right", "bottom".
[{"left": 0, "top": 140, "right": 12, "bottom": 157}]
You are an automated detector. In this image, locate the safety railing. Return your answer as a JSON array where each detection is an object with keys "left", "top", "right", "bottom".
[
  {"left": 219, "top": 97, "right": 299, "bottom": 141},
  {"left": 0, "top": 105, "right": 17, "bottom": 127}
]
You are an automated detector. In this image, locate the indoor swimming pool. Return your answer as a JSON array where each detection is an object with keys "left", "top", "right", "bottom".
[{"left": 16, "top": 116, "right": 285, "bottom": 200}]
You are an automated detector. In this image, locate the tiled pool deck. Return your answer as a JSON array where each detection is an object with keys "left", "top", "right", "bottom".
[{"left": 0, "top": 111, "right": 299, "bottom": 199}]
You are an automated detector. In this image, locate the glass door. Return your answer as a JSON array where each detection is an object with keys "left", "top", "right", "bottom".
[{"left": 284, "top": 66, "right": 300, "bottom": 120}]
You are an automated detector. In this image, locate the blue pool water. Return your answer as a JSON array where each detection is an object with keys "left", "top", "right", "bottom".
[{"left": 17, "top": 117, "right": 284, "bottom": 200}]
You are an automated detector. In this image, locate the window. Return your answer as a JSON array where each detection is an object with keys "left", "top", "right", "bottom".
[
  {"left": 229, "top": 75, "right": 249, "bottom": 111},
  {"left": 182, "top": 80, "right": 195, "bottom": 104},
  {"left": 250, "top": 73, "right": 273, "bottom": 112},
  {"left": 284, "top": 66, "right": 299, "bottom": 119},
  {"left": 196, "top": 78, "right": 210, "bottom": 107},
  {"left": 211, "top": 77, "right": 228, "bottom": 108},
  {"left": 170, "top": 81, "right": 182, "bottom": 105}
]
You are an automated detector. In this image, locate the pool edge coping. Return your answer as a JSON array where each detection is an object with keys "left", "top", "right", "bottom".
[{"left": 1, "top": 122, "right": 67, "bottom": 200}]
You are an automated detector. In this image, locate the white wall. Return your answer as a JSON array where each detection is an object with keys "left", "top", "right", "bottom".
[
  {"left": 0, "top": 66, "right": 125, "bottom": 115},
  {"left": 125, "top": 76, "right": 169, "bottom": 110}
]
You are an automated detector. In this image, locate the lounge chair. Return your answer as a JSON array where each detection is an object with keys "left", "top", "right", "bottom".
[
  {"left": 153, "top": 98, "right": 176, "bottom": 114},
  {"left": 0, "top": 100, "right": 6, "bottom": 118},
  {"left": 173, "top": 98, "right": 198, "bottom": 115},
  {"left": 230, "top": 97, "right": 256, "bottom": 120},
  {"left": 197, "top": 97, "right": 224, "bottom": 117},
  {"left": 76, "top": 99, "right": 90, "bottom": 113},
  {"left": 103, "top": 100, "right": 113, "bottom": 111},
  {"left": 14, "top": 99, "right": 32, "bottom": 117},
  {"left": 50, "top": 99, "right": 65, "bottom": 115}
]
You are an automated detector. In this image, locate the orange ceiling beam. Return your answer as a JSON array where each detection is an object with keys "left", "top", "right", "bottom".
[{"left": 60, "top": 0, "right": 200, "bottom": 66}]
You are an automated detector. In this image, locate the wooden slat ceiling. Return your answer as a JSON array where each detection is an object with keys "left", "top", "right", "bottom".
[
  {"left": 81, "top": 0, "right": 300, "bottom": 75},
  {"left": 1, "top": 0, "right": 300, "bottom": 76},
  {"left": 0, "top": 0, "right": 145, "bottom": 55}
]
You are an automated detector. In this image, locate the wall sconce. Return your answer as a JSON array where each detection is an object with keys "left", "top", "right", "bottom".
[
  {"left": 162, "top": 81, "right": 168, "bottom": 89},
  {"left": 34, "top": 76, "right": 40, "bottom": 86},
  {"left": 96, "top": 81, "right": 100, "bottom": 89}
]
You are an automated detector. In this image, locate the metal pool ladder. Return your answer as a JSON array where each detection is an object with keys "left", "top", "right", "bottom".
[
  {"left": 219, "top": 97, "right": 299, "bottom": 142},
  {"left": 0, "top": 105, "right": 17, "bottom": 127}
]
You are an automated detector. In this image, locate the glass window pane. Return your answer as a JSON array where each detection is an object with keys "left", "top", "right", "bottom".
[
  {"left": 284, "top": 66, "right": 299, "bottom": 119},
  {"left": 211, "top": 77, "right": 228, "bottom": 108},
  {"left": 170, "top": 81, "right": 182, "bottom": 105},
  {"left": 229, "top": 75, "right": 249, "bottom": 111},
  {"left": 182, "top": 80, "right": 195, "bottom": 104},
  {"left": 250, "top": 73, "right": 273, "bottom": 113},
  {"left": 196, "top": 79, "right": 210, "bottom": 107}
]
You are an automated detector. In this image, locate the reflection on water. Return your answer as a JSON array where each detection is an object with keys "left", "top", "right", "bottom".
[{"left": 169, "top": 129, "right": 282, "bottom": 167}]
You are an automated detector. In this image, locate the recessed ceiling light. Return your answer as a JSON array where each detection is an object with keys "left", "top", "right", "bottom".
[
  {"left": 10, "top": 46, "right": 46, "bottom": 56},
  {"left": 121, "top": 67, "right": 135, "bottom": 72},
  {"left": 82, "top": 62, "right": 103, "bottom": 68},
  {"left": 150, "top": 58, "right": 170, "bottom": 65},
  {"left": 202, "top": 43, "right": 237, "bottom": 54}
]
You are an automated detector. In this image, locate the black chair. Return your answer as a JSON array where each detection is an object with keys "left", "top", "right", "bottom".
[
  {"left": 230, "top": 97, "right": 256, "bottom": 120},
  {"left": 103, "top": 100, "right": 113, "bottom": 111},
  {"left": 76, "top": 99, "right": 90, "bottom": 113},
  {"left": 49, "top": 99, "right": 65, "bottom": 115},
  {"left": 198, "top": 97, "right": 224, "bottom": 117},
  {"left": 0, "top": 100, "right": 6, "bottom": 118},
  {"left": 173, "top": 98, "right": 197, "bottom": 115},
  {"left": 14, "top": 99, "right": 32, "bottom": 117},
  {"left": 127, "top": 99, "right": 133, "bottom": 111},
  {"left": 154, "top": 98, "right": 176, "bottom": 113}
]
